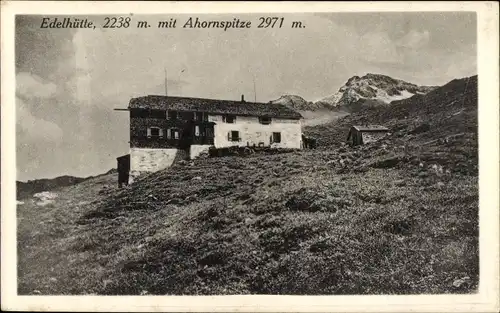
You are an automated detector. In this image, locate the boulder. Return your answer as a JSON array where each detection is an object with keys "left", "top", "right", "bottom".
[
  {"left": 33, "top": 191, "right": 58, "bottom": 206},
  {"left": 452, "top": 276, "right": 471, "bottom": 288}
]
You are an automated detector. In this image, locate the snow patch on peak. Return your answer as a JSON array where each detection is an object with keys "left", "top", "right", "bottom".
[
  {"left": 315, "top": 73, "right": 436, "bottom": 110},
  {"left": 375, "top": 89, "right": 415, "bottom": 104}
]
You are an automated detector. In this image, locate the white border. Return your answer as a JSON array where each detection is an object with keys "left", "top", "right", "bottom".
[{"left": 2, "top": 1, "right": 499, "bottom": 312}]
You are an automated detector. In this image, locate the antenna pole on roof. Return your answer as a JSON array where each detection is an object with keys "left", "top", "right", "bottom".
[
  {"left": 164, "top": 67, "right": 168, "bottom": 96},
  {"left": 253, "top": 74, "right": 257, "bottom": 102}
]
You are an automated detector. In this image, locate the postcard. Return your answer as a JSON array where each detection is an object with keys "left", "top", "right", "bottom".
[{"left": 1, "top": 1, "right": 499, "bottom": 312}]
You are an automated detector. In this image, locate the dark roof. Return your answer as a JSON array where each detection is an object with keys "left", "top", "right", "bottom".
[
  {"left": 128, "top": 95, "right": 303, "bottom": 119},
  {"left": 351, "top": 125, "right": 389, "bottom": 132}
]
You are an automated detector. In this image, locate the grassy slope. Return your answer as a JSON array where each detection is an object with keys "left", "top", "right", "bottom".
[{"left": 17, "top": 76, "right": 478, "bottom": 295}]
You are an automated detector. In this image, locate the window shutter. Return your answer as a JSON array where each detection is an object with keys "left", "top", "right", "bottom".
[
  {"left": 159, "top": 128, "right": 164, "bottom": 138},
  {"left": 227, "top": 132, "right": 231, "bottom": 141},
  {"left": 195, "top": 125, "right": 200, "bottom": 136},
  {"left": 147, "top": 127, "right": 151, "bottom": 137}
]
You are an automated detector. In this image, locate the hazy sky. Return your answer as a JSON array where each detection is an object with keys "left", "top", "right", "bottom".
[{"left": 15, "top": 12, "right": 477, "bottom": 181}]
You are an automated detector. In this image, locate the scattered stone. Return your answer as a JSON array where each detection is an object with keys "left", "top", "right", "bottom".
[
  {"left": 394, "top": 179, "right": 406, "bottom": 187},
  {"left": 452, "top": 276, "right": 471, "bottom": 288},
  {"left": 184, "top": 195, "right": 197, "bottom": 203},
  {"left": 431, "top": 164, "right": 444, "bottom": 174},
  {"left": 166, "top": 198, "right": 182, "bottom": 205},
  {"left": 372, "top": 157, "right": 401, "bottom": 169}
]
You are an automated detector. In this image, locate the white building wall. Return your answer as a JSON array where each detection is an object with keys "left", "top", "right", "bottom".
[
  {"left": 209, "top": 115, "right": 302, "bottom": 149},
  {"left": 362, "top": 132, "right": 387, "bottom": 144},
  {"left": 190, "top": 144, "right": 212, "bottom": 159},
  {"left": 129, "top": 148, "right": 178, "bottom": 183}
]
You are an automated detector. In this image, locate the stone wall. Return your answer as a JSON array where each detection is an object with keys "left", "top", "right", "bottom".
[
  {"left": 129, "top": 148, "right": 178, "bottom": 183},
  {"left": 190, "top": 145, "right": 212, "bottom": 159}
]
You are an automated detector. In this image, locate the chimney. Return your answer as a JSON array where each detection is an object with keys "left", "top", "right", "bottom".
[{"left": 241, "top": 94, "right": 245, "bottom": 102}]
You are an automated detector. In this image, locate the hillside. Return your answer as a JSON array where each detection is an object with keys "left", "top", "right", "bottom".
[
  {"left": 315, "top": 73, "right": 437, "bottom": 112},
  {"left": 16, "top": 169, "right": 117, "bottom": 199},
  {"left": 307, "top": 75, "right": 477, "bottom": 147},
  {"left": 17, "top": 175, "right": 87, "bottom": 199},
  {"left": 17, "top": 76, "right": 478, "bottom": 295}
]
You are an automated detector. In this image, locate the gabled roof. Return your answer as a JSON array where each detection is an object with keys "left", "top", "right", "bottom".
[
  {"left": 351, "top": 125, "right": 389, "bottom": 132},
  {"left": 128, "top": 95, "right": 303, "bottom": 119}
]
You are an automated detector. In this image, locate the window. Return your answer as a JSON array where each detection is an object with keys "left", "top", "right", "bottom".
[
  {"left": 168, "top": 111, "right": 178, "bottom": 120},
  {"left": 259, "top": 116, "right": 272, "bottom": 125},
  {"left": 167, "top": 128, "right": 180, "bottom": 139},
  {"left": 194, "top": 112, "right": 203, "bottom": 121},
  {"left": 147, "top": 127, "right": 163, "bottom": 138},
  {"left": 272, "top": 132, "right": 281, "bottom": 143},
  {"left": 228, "top": 130, "right": 240, "bottom": 142},
  {"left": 223, "top": 115, "right": 236, "bottom": 123},
  {"left": 150, "top": 128, "right": 160, "bottom": 137}
]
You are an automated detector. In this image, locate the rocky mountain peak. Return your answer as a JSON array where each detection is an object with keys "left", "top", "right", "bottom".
[{"left": 315, "top": 73, "right": 437, "bottom": 112}]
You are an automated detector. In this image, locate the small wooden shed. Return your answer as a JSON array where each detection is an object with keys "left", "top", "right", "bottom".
[
  {"left": 116, "top": 154, "right": 130, "bottom": 187},
  {"left": 347, "top": 125, "right": 389, "bottom": 146}
]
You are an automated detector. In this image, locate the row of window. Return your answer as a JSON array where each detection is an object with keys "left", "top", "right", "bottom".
[
  {"left": 131, "top": 109, "right": 274, "bottom": 125},
  {"left": 145, "top": 127, "right": 282, "bottom": 144},
  {"left": 146, "top": 126, "right": 215, "bottom": 139},
  {"left": 147, "top": 127, "right": 180, "bottom": 139},
  {"left": 227, "top": 131, "right": 281, "bottom": 143},
  {"left": 131, "top": 109, "right": 208, "bottom": 121},
  {"left": 222, "top": 115, "right": 272, "bottom": 125}
]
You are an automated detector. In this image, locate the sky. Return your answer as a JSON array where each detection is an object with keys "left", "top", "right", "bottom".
[{"left": 15, "top": 12, "right": 477, "bottom": 181}]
